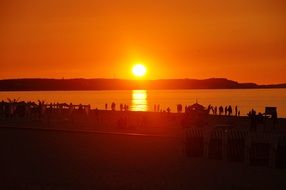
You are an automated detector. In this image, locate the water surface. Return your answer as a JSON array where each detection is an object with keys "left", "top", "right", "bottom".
[{"left": 0, "top": 89, "right": 285, "bottom": 117}]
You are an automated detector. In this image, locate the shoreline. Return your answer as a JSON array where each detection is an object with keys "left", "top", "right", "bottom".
[{"left": 1, "top": 109, "right": 285, "bottom": 134}]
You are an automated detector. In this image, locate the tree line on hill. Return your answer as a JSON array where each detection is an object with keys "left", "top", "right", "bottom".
[{"left": 0, "top": 78, "right": 285, "bottom": 91}]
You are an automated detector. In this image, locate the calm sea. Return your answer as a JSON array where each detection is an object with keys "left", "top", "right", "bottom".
[{"left": 0, "top": 89, "right": 285, "bottom": 117}]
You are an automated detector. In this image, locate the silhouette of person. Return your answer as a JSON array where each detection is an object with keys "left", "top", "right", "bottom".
[
  {"left": 111, "top": 102, "right": 116, "bottom": 111},
  {"left": 214, "top": 106, "right": 217, "bottom": 115},
  {"left": 228, "top": 105, "right": 232, "bottom": 116},
  {"left": 219, "top": 106, "right": 223, "bottom": 115},
  {"left": 225, "top": 106, "right": 228, "bottom": 115},
  {"left": 207, "top": 105, "right": 212, "bottom": 114},
  {"left": 177, "top": 104, "right": 182, "bottom": 113},
  {"left": 167, "top": 107, "right": 171, "bottom": 113},
  {"left": 249, "top": 109, "right": 257, "bottom": 131}
]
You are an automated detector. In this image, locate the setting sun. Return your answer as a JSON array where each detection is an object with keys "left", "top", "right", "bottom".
[{"left": 132, "top": 64, "right": 147, "bottom": 77}]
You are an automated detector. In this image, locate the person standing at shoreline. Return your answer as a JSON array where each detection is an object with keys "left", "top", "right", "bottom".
[
  {"left": 219, "top": 106, "right": 223, "bottom": 115},
  {"left": 228, "top": 105, "right": 233, "bottom": 116},
  {"left": 111, "top": 102, "right": 116, "bottom": 111},
  {"left": 225, "top": 106, "right": 228, "bottom": 115}
]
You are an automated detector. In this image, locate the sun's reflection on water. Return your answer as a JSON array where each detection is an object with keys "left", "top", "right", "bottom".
[{"left": 131, "top": 90, "right": 147, "bottom": 111}]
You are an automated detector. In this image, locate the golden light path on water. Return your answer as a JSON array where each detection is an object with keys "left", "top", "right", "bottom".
[{"left": 131, "top": 90, "right": 147, "bottom": 111}]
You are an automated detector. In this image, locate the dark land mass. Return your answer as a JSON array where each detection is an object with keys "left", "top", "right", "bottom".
[{"left": 0, "top": 78, "right": 285, "bottom": 91}]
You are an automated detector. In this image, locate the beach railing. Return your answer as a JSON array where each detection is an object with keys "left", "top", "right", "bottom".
[
  {"left": 207, "top": 128, "right": 225, "bottom": 160},
  {"left": 184, "top": 127, "right": 204, "bottom": 157},
  {"left": 275, "top": 134, "right": 286, "bottom": 168},
  {"left": 245, "top": 132, "right": 275, "bottom": 167},
  {"left": 226, "top": 128, "right": 248, "bottom": 162},
  {"left": 184, "top": 124, "right": 286, "bottom": 169}
]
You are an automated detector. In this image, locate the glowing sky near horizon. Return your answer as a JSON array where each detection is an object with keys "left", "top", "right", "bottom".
[{"left": 0, "top": 0, "right": 286, "bottom": 84}]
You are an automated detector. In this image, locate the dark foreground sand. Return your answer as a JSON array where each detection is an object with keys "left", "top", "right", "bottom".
[{"left": 0, "top": 126, "right": 286, "bottom": 190}]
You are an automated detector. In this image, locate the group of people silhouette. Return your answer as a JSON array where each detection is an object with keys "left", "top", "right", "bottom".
[
  {"left": 0, "top": 99, "right": 248, "bottom": 120},
  {"left": 207, "top": 105, "right": 240, "bottom": 116},
  {"left": 247, "top": 108, "right": 278, "bottom": 131},
  {"left": 175, "top": 103, "right": 240, "bottom": 116},
  {"left": 0, "top": 100, "right": 91, "bottom": 119},
  {"left": 105, "top": 103, "right": 129, "bottom": 111},
  {"left": 153, "top": 104, "right": 172, "bottom": 113}
]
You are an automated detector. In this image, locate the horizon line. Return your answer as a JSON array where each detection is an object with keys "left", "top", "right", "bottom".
[{"left": 0, "top": 77, "right": 285, "bottom": 86}]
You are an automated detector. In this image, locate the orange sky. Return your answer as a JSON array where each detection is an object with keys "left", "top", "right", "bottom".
[{"left": 0, "top": 0, "right": 285, "bottom": 84}]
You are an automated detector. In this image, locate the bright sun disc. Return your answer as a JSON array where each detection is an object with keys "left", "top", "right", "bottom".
[{"left": 132, "top": 64, "right": 147, "bottom": 77}]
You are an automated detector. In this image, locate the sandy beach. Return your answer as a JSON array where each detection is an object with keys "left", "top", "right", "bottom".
[
  {"left": 0, "top": 127, "right": 286, "bottom": 190},
  {"left": 0, "top": 110, "right": 285, "bottom": 189}
]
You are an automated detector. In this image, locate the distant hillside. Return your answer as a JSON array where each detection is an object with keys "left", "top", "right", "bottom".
[{"left": 0, "top": 78, "right": 285, "bottom": 91}]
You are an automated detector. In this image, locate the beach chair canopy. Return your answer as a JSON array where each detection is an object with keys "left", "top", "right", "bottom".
[
  {"left": 190, "top": 103, "right": 205, "bottom": 111},
  {"left": 265, "top": 107, "right": 277, "bottom": 116}
]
